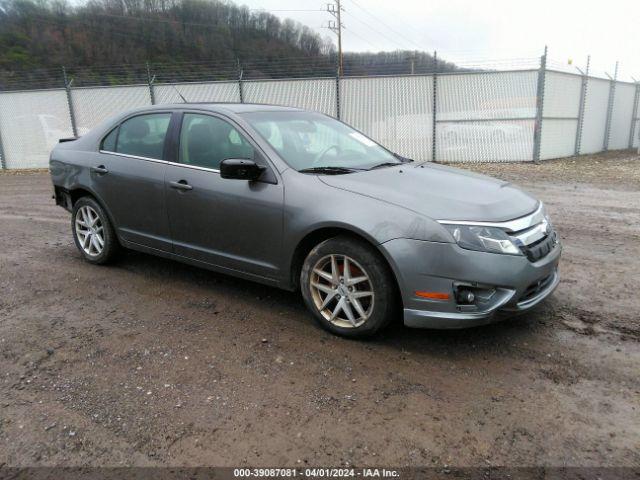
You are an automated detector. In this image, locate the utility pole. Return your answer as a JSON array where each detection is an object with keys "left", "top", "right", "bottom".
[{"left": 326, "top": 0, "right": 344, "bottom": 76}]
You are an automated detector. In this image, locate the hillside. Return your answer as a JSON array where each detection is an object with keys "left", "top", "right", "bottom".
[{"left": 0, "top": 0, "right": 454, "bottom": 88}]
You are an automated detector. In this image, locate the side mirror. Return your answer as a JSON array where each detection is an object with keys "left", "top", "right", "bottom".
[{"left": 220, "top": 159, "right": 265, "bottom": 181}]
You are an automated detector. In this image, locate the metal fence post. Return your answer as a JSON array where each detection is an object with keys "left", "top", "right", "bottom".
[
  {"left": 0, "top": 122, "right": 6, "bottom": 170},
  {"left": 0, "top": 85, "right": 5, "bottom": 169},
  {"left": 628, "top": 81, "right": 639, "bottom": 149},
  {"left": 146, "top": 62, "right": 156, "bottom": 105},
  {"left": 0, "top": 78, "right": 5, "bottom": 167},
  {"left": 574, "top": 55, "right": 590, "bottom": 156},
  {"left": 532, "top": 46, "right": 547, "bottom": 164},
  {"left": 431, "top": 51, "right": 438, "bottom": 162},
  {"left": 62, "top": 67, "right": 78, "bottom": 138},
  {"left": 335, "top": 67, "right": 341, "bottom": 120},
  {"left": 237, "top": 59, "right": 244, "bottom": 104},
  {"left": 603, "top": 61, "right": 618, "bottom": 151}
]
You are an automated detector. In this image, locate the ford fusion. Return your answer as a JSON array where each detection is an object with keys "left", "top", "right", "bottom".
[{"left": 50, "top": 104, "right": 561, "bottom": 338}]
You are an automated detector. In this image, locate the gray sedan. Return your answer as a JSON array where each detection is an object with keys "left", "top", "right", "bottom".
[{"left": 50, "top": 104, "right": 561, "bottom": 338}]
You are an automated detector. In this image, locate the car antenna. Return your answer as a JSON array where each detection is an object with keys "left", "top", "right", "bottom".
[{"left": 171, "top": 85, "right": 188, "bottom": 103}]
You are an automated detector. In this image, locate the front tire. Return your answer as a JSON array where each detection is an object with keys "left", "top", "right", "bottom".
[
  {"left": 300, "top": 236, "right": 397, "bottom": 338},
  {"left": 72, "top": 196, "right": 119, "bottom": 264}
]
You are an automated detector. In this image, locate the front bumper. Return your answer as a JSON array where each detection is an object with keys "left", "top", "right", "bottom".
[{"left": 380, "top": 238, "right": 561, "bottom": 329}]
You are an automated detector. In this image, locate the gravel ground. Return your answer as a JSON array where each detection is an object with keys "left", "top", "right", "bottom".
[{"left": 0, "top": 150, "right": 639, "bottom": 468}]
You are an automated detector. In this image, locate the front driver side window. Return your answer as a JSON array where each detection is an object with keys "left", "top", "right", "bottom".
[{"left": 179, "top": 114, "right": 255, "bottom": 170}]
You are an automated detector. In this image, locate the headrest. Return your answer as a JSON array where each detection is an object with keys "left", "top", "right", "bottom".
[
  {"left": 126, "top": 119, "right": 150, "bottom": 139},
  {"left": 188, "top": 123, "right": 212, "bottom": 153}
]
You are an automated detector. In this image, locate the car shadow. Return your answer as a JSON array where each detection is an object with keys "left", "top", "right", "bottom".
[
  {"left": 108, "top": 248, "right": 546, "bottom": 357},
  {"left": 373, "top": 310, "right": 545, "bottom": 359}
]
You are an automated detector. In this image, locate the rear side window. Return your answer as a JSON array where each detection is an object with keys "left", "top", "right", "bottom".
[
  {"left": 115, "top": 113, "right": 171, "bottom": 160},
  {"left": 101, "top": 127, "right": 118, "bottom": 151}
]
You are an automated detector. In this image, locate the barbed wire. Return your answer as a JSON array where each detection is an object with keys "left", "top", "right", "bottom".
[{"left": 0, "top": 54, "right": 635, "bottom": 91}]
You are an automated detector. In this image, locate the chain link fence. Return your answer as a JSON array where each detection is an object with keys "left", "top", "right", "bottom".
[
  {"left": 341, "top": 75, "right": 434, "bottom": 161},
  {"left": 0, "top": 56, "right": 639, "bottom": 169},
  {"left": 0, "top": 89, "right": 73, "bottom": 169}
]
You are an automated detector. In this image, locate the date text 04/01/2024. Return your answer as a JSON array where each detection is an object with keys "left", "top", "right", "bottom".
[{"left": 233, "top": 468, "right": 400, "bottom": 478}]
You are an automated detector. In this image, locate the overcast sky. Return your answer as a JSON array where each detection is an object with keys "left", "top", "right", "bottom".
[{"left": 240, "top": 0, "right": 639, "bottom": 81}]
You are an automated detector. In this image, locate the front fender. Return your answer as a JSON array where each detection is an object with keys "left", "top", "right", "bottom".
[
  {"left": 283, "top": 171, "right": 452, "bottom": 246},
  {"left": 280, "top": 171, "right": 454, "bottom": 287}
]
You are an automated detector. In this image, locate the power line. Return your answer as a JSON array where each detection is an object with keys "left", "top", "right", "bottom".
[
  {"left": 344, "top": 27, "right": 380, "bottom": 51},
  {"left": 341, "top": 10, "right": 408, "bottom": 51},
  {"left": 345, "top": 0, "right": 427, "bottom": 51},
  {"left": 19, "top": 18, "right": 543, "bottom": 76},
  {"left": 28, "top": 14, "right": 336, "bottom": 65},
  {"left": 356, "top": 0, "right": 438, "bottom": 49},
  {"left": 250, "top": 9, "right": 324, "bottom": 12},
  {"left": 30, "top": 6, "right": 422, "bottom": 61}
]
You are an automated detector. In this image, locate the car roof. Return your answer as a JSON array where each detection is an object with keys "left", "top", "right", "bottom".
[{"left": 138, "top": 103, "right": 306, "bottom": 115}]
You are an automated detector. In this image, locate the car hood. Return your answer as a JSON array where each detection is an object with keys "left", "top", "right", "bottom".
[{"left": 318, "top": 162, "right": 539, "bottom": 222}]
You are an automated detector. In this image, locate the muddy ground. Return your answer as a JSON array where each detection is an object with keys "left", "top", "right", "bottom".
[{"left": 0, "top": 151, "right": 639, "bottom": 468}]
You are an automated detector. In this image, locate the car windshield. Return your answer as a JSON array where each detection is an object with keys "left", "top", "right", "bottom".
[{"left": 241, "top": 111, "right": 401, "bottom": 172}]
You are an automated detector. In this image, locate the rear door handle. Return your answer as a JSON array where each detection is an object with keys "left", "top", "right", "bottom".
[
  {"left": 91, "top": 165, "right": 108, "bottom": 174},
  {"left": 169, "top": 180, "right": 193, "bottom": 191}
]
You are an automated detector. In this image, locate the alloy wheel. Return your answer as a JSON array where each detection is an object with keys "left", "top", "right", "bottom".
[
  {"left": 75, "top": 205, "right": 105, "bottom": 257},
  {"left": 309, "top": 254, "right": 374, "bottom": 328}
]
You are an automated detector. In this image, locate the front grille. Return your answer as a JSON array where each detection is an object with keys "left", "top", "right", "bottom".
[
  {"left": 520, "top": 272, "right": 555, "bottom": 303},
  {"left": 519, "top": 230, "right": 557, "bottom": 262}
]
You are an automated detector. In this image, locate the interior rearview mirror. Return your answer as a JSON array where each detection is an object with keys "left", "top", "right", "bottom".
[{"left": 220, "top": 159, "right": 265, "bottom": 181}]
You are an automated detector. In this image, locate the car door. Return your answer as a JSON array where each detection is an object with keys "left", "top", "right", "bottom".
[
  {"left": 92, "top": 111, "right": 174, "bottom": 252},
  {"left": 165, "top": 111, "right": 284, "bottom": 281}
]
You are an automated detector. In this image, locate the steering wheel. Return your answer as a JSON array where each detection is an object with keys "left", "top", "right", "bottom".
[{"left": 312, "top": 145, "right": 341, "bottom": 166}]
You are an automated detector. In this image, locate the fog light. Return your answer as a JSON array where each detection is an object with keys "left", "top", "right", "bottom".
[{"left": 456, "top": 289, "right": 476, "bottom": 304}]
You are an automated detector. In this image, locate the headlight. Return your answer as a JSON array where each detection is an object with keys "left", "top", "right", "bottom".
[
  {"left": 442, "top": 224, "right": 522, "bottom": 255},
  {"left": 543, "top": 212, "right": 559, "bottom": 244}
]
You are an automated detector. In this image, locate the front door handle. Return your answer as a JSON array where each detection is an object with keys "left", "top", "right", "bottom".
[
  {"left": 91, "top": 165, "right": 108, "bottom": 174},
  {"left": 169, "top": 180, "right": 193, "bottom": 191}
]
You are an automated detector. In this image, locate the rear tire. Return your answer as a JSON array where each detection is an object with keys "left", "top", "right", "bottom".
[
  {"left": 300, "top": 236, "right": 397, "bottom": 338},
  {"left": 72, "top": 196, "right": 119, "bottom": 265}
]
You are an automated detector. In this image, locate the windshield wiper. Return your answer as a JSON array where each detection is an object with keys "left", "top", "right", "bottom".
[
  {"left": 394, "top": 153, "right": 414, "bottom": 163},
  {"left": 298, "top": 166, "right": 362, "bottom": 175},
  {"left": 369, "top": 154, "right": 414, "bottom": 170},
  {"left": 368, "top": 162, "right": 403, "bottom": 170}
]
